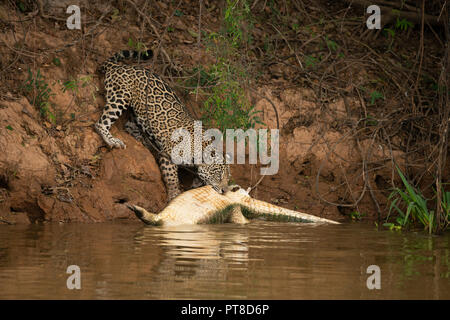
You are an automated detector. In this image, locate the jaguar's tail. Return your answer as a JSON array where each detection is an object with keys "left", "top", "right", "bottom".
[{"left": 100, "top": 49, "right": 153, "bottom": 73}]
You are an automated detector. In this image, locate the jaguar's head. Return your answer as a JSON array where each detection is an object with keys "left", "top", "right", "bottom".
[{"left": 197, "top": 154, "right": 232, "bottom": 194}]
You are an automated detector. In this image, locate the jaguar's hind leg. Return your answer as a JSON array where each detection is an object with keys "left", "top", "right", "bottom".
[
  {"left": 124, "top": 117, "right": 144, "bottom": 143},
  {"left": 125, "top": 114, "right": 157, "bottom": 151},
  {"left": 159, "top": 156, "right": 181, "bottom": 201}
]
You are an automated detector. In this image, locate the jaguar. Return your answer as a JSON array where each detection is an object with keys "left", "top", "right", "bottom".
[{"left": 95, "top": 49, "right": 231, "bottom": 200}]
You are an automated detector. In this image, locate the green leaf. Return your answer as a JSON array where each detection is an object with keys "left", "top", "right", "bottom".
[
  {"left": 188, "top": 29, "right": 199, "bottom": 38},
  {"left": 128, "top": 38, "right": 134, "bottom": 48},
  {"left": 111, "top": 8, "right": 120, "bottom": 21},
  {"left": 5, "top": 125, "right": 13, "bottom": 130},
  {"left": 17, "top": 2, "right": 26, "bottom": 12},
  {"left": 396, "top": 18, "right": 413, "bottom": 31},
  {"left": 369, "top": 90, "right": 383, "bottom": 105},
  {"left": 305, "top": 55, "right": 318, "bottom": 67},
  {"left": 396, "top": 167, "right": 419, "bottom": 202},
  {"left": 404, "top": 202, "right": 415, "bottom": 226},
  {"left": 384, "top": 28, "right": 395, "bottom": 37},
  {"left": 52, "top": 57, "right": 61, "bottom": 66}
]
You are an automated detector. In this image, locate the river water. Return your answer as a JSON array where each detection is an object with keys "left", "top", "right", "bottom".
[{"left": 0, "top": 220, "right": 448, "bottom": 299}]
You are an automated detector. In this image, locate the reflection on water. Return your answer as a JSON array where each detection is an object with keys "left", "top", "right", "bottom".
[{"left": 0, "top": 220, "right": 448, "bottom": 299}]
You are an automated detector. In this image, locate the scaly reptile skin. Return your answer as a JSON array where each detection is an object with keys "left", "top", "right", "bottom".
[{"left": 127, "top": 186, "right": 340, "bottom": 226}]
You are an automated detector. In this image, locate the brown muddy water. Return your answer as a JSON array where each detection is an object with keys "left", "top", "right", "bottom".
[{"left": 0, "top": 220, "right": 448, "bottom": 299}]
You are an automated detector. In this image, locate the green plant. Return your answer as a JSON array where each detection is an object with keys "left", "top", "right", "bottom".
[
  {"left": 79, "top": 75, "right": 98, "bottom": 101},
  {"left": 184, "top": 66, "right": 216, "bottom": 89},
  {"left": 369, "top": 90, "right": 384, "bottom": 105},
  {"left": 222, "top": 0, "right": 252, "bottom": 47},
  {"left": 382, "top": 222, "right": 402, "bottom": 231},
  {"left": 349, "top": 211, "right": 366, "bottom": 221},
  {"left": 441, "top": 188, "right": 450, "bottom": 219},
  {"left": 16, "top": 1, "right": 27, "bottom": 12},
  {"left": 324, "top": 35, "right": 338, "bottom": 52},
  {"left": 383, "top": 27, "right": 396, "bottom": 50},
  {"left": 305, "top": 55, "right": 318, "bottom": 68},
  {"left": 111, "top": 8, "right": 120, "bottom": 22},
  {"left": 62, "top": 79, "right": 79, "bottom": 94},
  {"left": 387, "top": 166, "right": 435, "bottom": 233},
  {"left": 383, "top": 16, "right": 413, "bottom": 50},
  {"left": 364, "top": 114, "right": 378, "bottom": 126},
  {"left": 200, "top": 0, "right": 264, "bottom": 132},
  {"left": 386, "top": 168, "right": 449, "bottom": 234},
  {"left": 384, "top": 28, "right": 395, "bottom": 38},
  {"left": 52, "top": 57, "right": 61, "bottom": 66},
  {"left": 395, "top": 17, "right": 413, "bottom": 31},
  {"left": 22, "top": 68, "right": 55, "bottom": 122},
  {"left": 202, "top": 61, "right": 263, "bottom": 131},
  {"left": 127, "top": 38, "right": 149, "bottom": 55}
]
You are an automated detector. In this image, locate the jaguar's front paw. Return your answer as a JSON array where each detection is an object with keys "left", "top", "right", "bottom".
[{"left": 107, "top": 137, "right": 127, "bottom": 149}]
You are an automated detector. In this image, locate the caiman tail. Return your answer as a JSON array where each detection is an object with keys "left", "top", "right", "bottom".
[
  {"left": 126, "top": 205, "right": 162, "bottom": 226},
  {"left": 245, "top": 197, "right": 340, "bottom": 224},
  {"left": 226, "top": 191, "right": 340, "bottom": 224}
]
